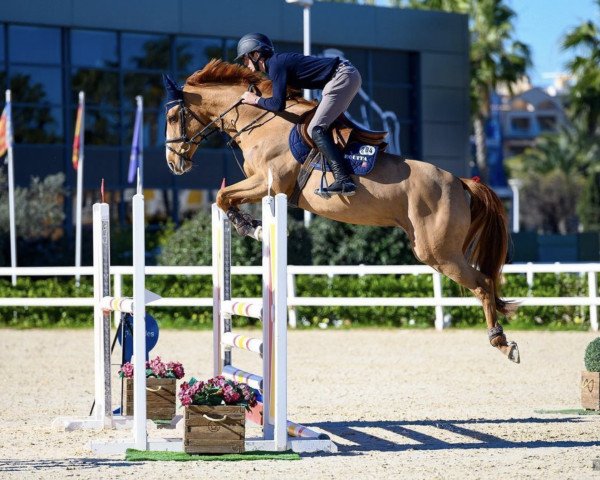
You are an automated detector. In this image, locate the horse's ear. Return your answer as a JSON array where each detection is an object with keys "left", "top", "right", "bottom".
[{"left": 163, "top": 74, "right": 184, "bottom": 102}]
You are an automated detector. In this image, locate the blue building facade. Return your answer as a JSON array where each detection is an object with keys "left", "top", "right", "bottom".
[{"left": 1, "top": 0, "right": 470, "bottom": 219}]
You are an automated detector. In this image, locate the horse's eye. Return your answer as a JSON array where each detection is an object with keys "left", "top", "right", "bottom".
[{"left": 167, "top": 115, "right": 178, "bottom": 125}]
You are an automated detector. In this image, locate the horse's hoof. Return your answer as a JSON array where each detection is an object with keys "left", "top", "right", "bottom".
[{"left": 507, "top": 341, "right": 520, "bottom": 364}]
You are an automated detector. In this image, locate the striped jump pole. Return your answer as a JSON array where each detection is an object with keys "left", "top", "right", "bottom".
[{"left": 212, "top": 194, "right": 336, "bottom": 453}]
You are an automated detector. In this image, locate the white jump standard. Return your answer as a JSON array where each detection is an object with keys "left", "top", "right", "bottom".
[
  {"left": 53, "top": 184, "right": 179, "bottom": 453},
  {"left": 213, "top": 193, "right": 337, "bottom": 453}
]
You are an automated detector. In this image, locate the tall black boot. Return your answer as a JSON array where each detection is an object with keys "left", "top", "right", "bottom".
[{"left": 311, "top": 126, "right": 356, "bottom": 197}]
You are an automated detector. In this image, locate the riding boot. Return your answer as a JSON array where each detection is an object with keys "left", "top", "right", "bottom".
[{"left": 311, "top": 126, "right": 356, "bottom": 196}]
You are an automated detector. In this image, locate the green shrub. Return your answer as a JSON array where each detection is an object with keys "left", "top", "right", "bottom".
[
  {"left": 157, "top": 208, "right": 312, "bottom": 267},
  {"left": 0, "top": 272, "right": 594, "bottom": 330},
  {"left": 585, "top": 337, "right": 600, "bottom": 372},
  {"left": 308, "top": 216, "right": 415, "bottom": 265}
]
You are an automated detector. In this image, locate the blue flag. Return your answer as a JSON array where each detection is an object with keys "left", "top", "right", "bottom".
[{"left": 128, "top": 97, "right": 143, "bottom": 184}]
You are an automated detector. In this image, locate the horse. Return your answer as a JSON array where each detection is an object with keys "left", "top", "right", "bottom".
[{"left": 163, "top": 59, "right": 520, "bottom": 363}]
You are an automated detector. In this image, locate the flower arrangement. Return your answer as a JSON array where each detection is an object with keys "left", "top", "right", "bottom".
[
  {"left": 178, "top": 376, "right": 257, "bottom": 410},
  {"left": 118, "top": 356, "right": 185, "bottom": 380}
]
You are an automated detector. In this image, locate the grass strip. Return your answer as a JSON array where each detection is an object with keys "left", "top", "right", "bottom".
[{"left": 125, "top": 449, "right": 301, "bottom": 462}]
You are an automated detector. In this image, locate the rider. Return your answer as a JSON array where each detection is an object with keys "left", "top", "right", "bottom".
[{"left": 236, "top": 32, "right": 361, "bottom": 197}]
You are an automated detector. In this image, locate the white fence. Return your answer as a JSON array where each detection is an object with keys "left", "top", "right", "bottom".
[{"left": 0, "top": 263, "right": 598, "bottom": 331}]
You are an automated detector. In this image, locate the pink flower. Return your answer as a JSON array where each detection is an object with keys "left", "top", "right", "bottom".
[
  {"left": 118, "top": 362, "right": 134, "bottom": 379},
  {"left": 167, "top": 361, "right": 185, "bottom": 379},
  {"left": 148, "top": 356, "right": 167, "bottom": 377}
]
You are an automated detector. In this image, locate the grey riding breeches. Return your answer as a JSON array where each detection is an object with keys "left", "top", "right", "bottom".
[{"left": 307, "top": 61, "right": 362, "bottom": 138}]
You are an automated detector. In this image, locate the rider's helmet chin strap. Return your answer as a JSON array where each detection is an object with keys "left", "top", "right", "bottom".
[{"left": 248, "top": 52, "right": 262, "bottom": 72}]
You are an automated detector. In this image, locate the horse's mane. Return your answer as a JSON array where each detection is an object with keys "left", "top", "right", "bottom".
[{"left": 186, "top": 59, "right": 313, "bottom": 105}]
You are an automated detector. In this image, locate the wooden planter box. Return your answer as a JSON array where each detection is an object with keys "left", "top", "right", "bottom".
[
  {"left": 581, "top": 371, "right": 600, "bottom": 410},
  {"left": 123, "top": 378, "right": 177, "bottom": 420},
  {"left": 183, "top": 405, "right": 245, "bottom": 454}
]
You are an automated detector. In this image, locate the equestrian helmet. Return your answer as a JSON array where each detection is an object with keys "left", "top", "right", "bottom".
[{"left": 235, "top": 33, "right": 274, "bottom": 61}]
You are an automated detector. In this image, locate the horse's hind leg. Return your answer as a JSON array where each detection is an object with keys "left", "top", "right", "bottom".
[
  {"left": 435, "top": 257, "right": 520, "bottom": 363},
  {"left": 413, "top": 226, "right": 519, "bottom": 362}
]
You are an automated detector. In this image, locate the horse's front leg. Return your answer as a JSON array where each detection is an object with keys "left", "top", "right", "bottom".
[{"left": 216, "top": 175, "right": 268, "bottom": 240}]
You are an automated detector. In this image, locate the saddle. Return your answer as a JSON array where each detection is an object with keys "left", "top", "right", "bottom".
[
  {"left": 288, "top": 108, "right": 390, "bottom": 206},
  {"left": 298, "top": 108, "right": 388, "bottom": 152}
]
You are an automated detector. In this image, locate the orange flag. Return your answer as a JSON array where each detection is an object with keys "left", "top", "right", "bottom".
[{"left": 72, "top": 103, "right": 83, "bottom": 170}]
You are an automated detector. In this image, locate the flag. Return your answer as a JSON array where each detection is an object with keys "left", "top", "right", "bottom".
[
  {"left": 128, "top": 96, "right": 143, "bottom": 184},
  {"left": 0, "top": 101, "right": 13, "bottom": 158},
  {"left": 72, "top": 100, "right": 84, "bottom": 170}
]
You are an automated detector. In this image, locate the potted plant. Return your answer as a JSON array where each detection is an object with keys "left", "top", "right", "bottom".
[
  {"left": 582, "top": 338, "right": 600, "bottom": 410},
  {"left": 179, "top": 376, "right": 257, "bottom": 454},
  {"left": 118, "top": 356, "right": 185, "bottom": 420}
]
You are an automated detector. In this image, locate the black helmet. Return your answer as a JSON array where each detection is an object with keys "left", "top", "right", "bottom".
[{"left": 235, "top": 33, "right": 274, "bottom": 61}]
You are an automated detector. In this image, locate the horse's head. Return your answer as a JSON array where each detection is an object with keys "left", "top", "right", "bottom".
[{"left": 163, "top": 74, "right": 205, "bottom": 175}]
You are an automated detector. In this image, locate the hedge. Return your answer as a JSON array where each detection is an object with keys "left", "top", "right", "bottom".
[{"left": 0, "top": 272, "right": 592, "bottom": 330}]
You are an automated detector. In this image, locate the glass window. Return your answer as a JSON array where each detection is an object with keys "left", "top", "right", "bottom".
[
  {"left": 0, "top": 24, "right": 5, "bottom": 63},
  {"left": 10, "top": 66, "right": 62, "bottom": 104},
  {"left": 123, "top": 110, "right": 166, "bottom": 147},
  {"left": 370, "top": 85, "right": 414, "bottom": 120},
  {"left": 511, "top": 117, "right": 530, "bottom": 133},
  {"left": 225, "top": 39, "right": 239, "bottom": 63},
  {"left": 71, "top": 68, "right": 119, "bottom": 106},
  {"left": 399, "top": 121, "right": 416, "bottom": 157},
  {"left": 9, "top": 25, "right": 61, "bottom": 65},
  {"left": 13, "top": 106, "right": 63, "bottom": 144},
  {"left": 83, "top": 108, "right": 120, "bottom": 145},
  {"left": 371, "top": 50, "right": 412, "bottom": 84},
  {"left": 71, "top": 30, "right": 118, "bottom": 68},
  {"left": 123, "top": 72, "right": 165, "bottom": 108},
  {"left": 122, "top": 33, "right": 170, "bottom": 70},
  {"left": 176, "top": 36, "right": 223, "bottom": 73}
]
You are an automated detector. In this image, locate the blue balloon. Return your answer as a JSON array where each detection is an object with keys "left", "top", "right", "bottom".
[{"left": 117, "top": 313, "right": 160, "bottom": 363}]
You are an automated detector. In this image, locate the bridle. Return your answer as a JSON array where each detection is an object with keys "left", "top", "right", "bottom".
[
  {"left": 164, "top": 84, "right": 271, "bottom": 172},
  {"left": 164, "top": 97, "right": 243, "bottom": 164}
]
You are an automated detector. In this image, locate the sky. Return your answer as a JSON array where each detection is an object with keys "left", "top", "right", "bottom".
[{"left": 510, "top": 0, "right": 598, "bottom": 87}]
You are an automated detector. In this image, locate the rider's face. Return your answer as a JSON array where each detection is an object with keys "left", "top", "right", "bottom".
[{"left": 243, "top": 53, "right": 262, "bottom": 72}]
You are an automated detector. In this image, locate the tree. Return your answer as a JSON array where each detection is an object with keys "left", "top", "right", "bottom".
[
  {"left": 519, "top": 170, "right": 581, "bottom": 234},
  {"left": 404, "top": 0, "right": 530, "bottom": 181},
  {"left": 562, "top": 0, "right": 600, "bottom": 136}
]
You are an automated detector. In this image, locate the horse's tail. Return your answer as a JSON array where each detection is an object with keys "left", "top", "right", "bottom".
[{"left": 460, "top": 177, "right": 516, "bottom": 316}]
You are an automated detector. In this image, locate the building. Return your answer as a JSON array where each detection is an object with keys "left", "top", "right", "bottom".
[
  {"left": 1, "top": 0, "right": 470, "bottom": 223},
  {"left": 500, "top": 85, "right": 569, "bottom": 158}
]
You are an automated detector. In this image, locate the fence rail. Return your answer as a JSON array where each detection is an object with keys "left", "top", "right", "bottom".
[{"left": 0, "top": 263, "right": 598, "bottom": 331}]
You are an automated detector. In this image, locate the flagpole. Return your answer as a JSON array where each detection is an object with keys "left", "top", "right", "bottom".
[
  {"left": 75, "top": 91, "right": 85, "bottom": 287},
  {"left": 5, "top": 90, "right": 16, "bottom": 286},
  {"left": 136, "top": 95, "right": 143, "bottom": 189}
]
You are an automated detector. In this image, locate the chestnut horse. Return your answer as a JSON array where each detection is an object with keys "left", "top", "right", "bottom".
[{"left": 163, "top": 60, "right": 519, "bottom": 363}]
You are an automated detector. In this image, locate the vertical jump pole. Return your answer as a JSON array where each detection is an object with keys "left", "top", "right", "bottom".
[
  {"left": 92, "top": 201, "right": 112, "bottom": 424},
  {"left": 261, "top": 194, "right": 288, "bottom": 450},
  {"left": 212, "top": 204, "right": 232, "bottom": 377},
  {"left": 132, "top": 180, "right": 147, "bottom": 450}
]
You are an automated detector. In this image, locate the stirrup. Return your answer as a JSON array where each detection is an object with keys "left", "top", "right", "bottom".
[
  {"left": 314, "top": 171, "right": 332, "bottom": 199},
  {"left": 314, "top": 172, "right": 356, "bottom": 199}
]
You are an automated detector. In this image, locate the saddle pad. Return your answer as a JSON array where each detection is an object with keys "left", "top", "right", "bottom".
[{"left": 288, "top": 125, "right": 378, "bottom": 176}]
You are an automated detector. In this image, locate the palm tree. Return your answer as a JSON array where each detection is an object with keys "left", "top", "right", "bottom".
[
  {"left": 562, "top": 0, "right": 600, "bottom": 136},
  {"left": 405, "top": 0, "right": 530, "bottom": 181}
]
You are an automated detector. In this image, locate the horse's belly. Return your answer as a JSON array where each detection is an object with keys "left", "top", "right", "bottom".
[{"left": 298, "top": 172, "right": 410, "bottom": 227}]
